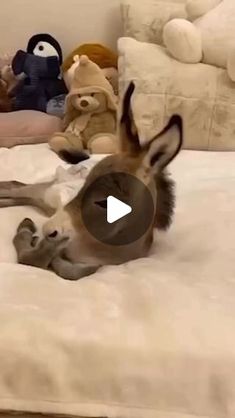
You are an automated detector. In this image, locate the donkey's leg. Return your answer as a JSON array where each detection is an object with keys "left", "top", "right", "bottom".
[
  {"left": 51, "top": 256, "right": 99, "bottom": 281},
  {"left": 0, "top": 180, "right": 55, "bottom": 215},
  {"left": 13, "top": 218, "right": 68, "bottom": 269}
]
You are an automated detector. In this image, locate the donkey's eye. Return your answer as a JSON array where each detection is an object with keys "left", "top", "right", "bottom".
[{"left": 95, "top": 199, "right": 107, "bottom": 209}]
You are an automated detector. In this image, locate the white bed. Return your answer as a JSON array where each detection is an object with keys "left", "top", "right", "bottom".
[
  {"left": 0, "top": 143, "right": 235, "bottom": 418},
  {"left": 1, "top": 0, "right": 235, "bottom": 415}
]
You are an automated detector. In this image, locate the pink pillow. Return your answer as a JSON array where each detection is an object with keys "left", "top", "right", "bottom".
[{"left": 0, "top": 110, "right": 62, "bottom": 147}]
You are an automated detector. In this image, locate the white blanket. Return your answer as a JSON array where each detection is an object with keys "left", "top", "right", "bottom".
[{"left": 0, "top": 143, "right": 235, "bottom": 418}]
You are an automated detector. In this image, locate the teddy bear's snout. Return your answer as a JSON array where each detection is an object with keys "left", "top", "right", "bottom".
[
  {"left": 77, "top": 95, "right": 100, "bottom": 112},
  {"left": 80, "top": 99, "right": 89, "bottom": 108}
]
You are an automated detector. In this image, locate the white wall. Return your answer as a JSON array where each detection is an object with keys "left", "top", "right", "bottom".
[{"left": 0, "top": 0, "right": 122, "bottom": 57}]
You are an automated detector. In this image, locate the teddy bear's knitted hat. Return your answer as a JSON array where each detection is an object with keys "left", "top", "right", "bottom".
[{"left": 68, "top": 55, "right": 117, "bottom": 111}]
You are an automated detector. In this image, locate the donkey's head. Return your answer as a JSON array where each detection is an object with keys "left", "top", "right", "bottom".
[{"left": 43, "top": 82, "right": 183, "bottom": 265}]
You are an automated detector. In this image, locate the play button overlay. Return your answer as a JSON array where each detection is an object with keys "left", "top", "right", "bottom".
[
  {"left": 81, "top": 172, "right": 155, "bottom": 246},
  {"left": 107, "top": 196, "right": 132, "bottom": 224}
]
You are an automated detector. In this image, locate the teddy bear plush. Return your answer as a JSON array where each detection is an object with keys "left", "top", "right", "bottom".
[
  {"left": 163, "top": 0, "right": 235, "bottom": 81},
  {"left": 49, "top": 55, "right": 118, "bottom": 158}
]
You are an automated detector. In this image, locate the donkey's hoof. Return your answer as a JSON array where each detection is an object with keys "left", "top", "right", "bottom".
[{"left": 17, "top": 218, "right": 37, "bottom": 234}]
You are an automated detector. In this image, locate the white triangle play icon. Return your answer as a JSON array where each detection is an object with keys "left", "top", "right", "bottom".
[{"left": 107, "top": 196, "right": 132, "bottom": 224}]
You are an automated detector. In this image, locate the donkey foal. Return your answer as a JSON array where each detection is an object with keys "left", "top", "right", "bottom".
[{"left": 0, "top": 82, "right": 183, "bottom": 280}]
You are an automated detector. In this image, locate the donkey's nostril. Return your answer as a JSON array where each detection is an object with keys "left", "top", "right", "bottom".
[
  {"left": 80, "top": 100, "right": 88, "bottom": 107},
  {"left": 48, "top": 230, "right": 58, "bottom": 238}
]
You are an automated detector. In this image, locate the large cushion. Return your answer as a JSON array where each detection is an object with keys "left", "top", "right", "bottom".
[
  {"left": 0, "top": 111, "right": 62, "bottom": 148},
  {"left": 118, "top": 37, "right": 235, "bottom": 151},
  {"left": 121, "top": 0, "right": 186, "bottom": 45}
]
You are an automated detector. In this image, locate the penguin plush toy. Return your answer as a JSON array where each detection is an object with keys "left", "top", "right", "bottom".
[{"left": 12, "top": 33, "right": 67, "bottom": 112}]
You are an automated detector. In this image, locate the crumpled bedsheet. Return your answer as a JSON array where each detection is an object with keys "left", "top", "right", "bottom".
[{"left": 0, "top": 143, "right": 235, "bottom": 418}]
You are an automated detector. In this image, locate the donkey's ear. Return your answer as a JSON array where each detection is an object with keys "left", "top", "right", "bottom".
[
  {"left": 119, "top": 82, "right": 141, "bottom": 154},
  {"left": 144, "top": 115, "right": 183, "bottom": 173}
]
